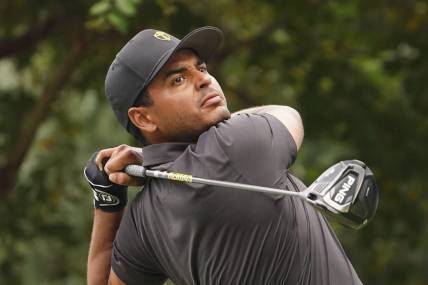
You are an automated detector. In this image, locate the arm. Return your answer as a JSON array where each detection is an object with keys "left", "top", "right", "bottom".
[
  {"left": 88, "top": 210, "right": 125, "bottom": 285},
  {"left": 233, "top": 105, "right": 304, "bottom": 150},
  {"left": 85, "top": 145, "right": 145, "bottom": 285}
]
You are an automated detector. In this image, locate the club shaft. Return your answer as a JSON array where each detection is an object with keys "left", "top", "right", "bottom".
[{"left": 125, "top": 165, "right": 305, "bottom": 199}]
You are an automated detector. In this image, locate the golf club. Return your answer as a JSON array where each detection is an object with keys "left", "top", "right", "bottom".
[{"left": 124, "top": 160, "right": 378, "bottom": 230}]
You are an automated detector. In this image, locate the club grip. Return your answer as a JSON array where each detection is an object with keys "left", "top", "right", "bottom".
[{"left": 124, "top": 164, "right": 147, "bottom": 177}]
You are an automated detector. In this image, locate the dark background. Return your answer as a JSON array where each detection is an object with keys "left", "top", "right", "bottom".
[{"left": 0, "top": 0, "right": 427, "bottom": 284}]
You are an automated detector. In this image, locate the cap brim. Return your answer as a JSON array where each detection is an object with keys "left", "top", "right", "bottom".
[
  {"left": 175, "top": 26, "right": 224, "bottom": 63},
  {"left": 144, "top": 26, "right": 224, "bottom": 90}
]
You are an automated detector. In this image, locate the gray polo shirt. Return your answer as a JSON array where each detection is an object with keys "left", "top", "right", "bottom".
[{"left": 111, "top": 113, "right": 362, "bottom": 285}]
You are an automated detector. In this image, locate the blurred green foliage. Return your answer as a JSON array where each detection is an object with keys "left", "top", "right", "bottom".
[{"left": 0, "top": 0, "right": 427, "bottom": 284}]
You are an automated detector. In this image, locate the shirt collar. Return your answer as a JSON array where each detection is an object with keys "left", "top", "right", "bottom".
[{"left": 142, "top": 142, "right": 191, "bottom": 167}]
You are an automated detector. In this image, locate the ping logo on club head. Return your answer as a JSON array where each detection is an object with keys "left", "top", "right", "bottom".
[
  {"left": 333, "top": 175, "right": 356, "bottom": 204},
  {"left": 154, "top": 31, "right": 172, "bottom": 41}
]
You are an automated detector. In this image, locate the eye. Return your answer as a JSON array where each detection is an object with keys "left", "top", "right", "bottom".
[
  {"left": 199, "top": 65, "right": 208, "bottom": 73},
  {"left": 173, "top": 76, "right": 185, "bottom": 85}
]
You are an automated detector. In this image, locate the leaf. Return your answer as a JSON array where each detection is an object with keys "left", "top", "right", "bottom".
[
  {"left": 115, "top": 0, "right": 137, "bottom": 16},
  {"left": 89, "top": 0, "right": 111, "bottom": 16},
  {"left": 107, "top": 12, "right": 128, "bottom": 34},
  {"left": 85, "top": 18, "right": 109, "bottom": 32}
]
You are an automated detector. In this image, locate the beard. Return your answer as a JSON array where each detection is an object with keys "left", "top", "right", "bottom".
[{"left": 160, "top": 106, "right": 231, "bottom": 143}]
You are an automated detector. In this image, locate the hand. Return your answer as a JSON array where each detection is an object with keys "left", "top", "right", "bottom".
[
  {"left": 84, "top": 151, "right": 128, "bottom": 212},
  {"left": 96, "top": 144, "right": 146, "bottom": 187}
]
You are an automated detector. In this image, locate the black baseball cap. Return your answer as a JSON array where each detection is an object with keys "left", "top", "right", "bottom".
[{"left": 105, "top": 26, "right": 224, "bottom": 143}]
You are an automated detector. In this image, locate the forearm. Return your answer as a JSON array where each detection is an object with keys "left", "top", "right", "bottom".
[
  {"left": 233, "top": 105, "right": 286, "bottom": 116},
  {"left": 233, "top": 105, "right": 304, "bottom": 150},
  {"left": 88, "top": 209, "right": 124, "bottom": 285}
]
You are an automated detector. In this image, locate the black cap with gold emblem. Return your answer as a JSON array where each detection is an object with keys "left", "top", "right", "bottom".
[{"left": 105, "top": 26, "right": 224, "bottom": 141}]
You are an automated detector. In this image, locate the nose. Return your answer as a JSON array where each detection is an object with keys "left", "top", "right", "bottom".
[{"left": 195, "top": 70, "right": 212, "bottom": 90}]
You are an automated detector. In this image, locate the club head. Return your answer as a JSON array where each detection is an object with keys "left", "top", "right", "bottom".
[{"left": 307, "top": 160, "right": 379, "bottom": 230}]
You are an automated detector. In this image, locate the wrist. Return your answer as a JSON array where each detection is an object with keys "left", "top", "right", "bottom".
[{"left": 91, "top": 184, "right": 128, "bottom": 212}]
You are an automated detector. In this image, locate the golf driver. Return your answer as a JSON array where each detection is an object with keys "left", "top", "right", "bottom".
[{"left": 125, "top": 160, "right": 378, "bottom": 230}]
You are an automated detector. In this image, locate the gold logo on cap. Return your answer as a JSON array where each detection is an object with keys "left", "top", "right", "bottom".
[{"left": 154, "top": 31, "right": 172, "bottom": 41}]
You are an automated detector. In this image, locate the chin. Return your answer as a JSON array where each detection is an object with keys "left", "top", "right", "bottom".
[{"left": 210, "top": 106, "right": 231, "bottom": 125}]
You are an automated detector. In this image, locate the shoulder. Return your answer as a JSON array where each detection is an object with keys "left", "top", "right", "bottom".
[
  {"left": 202, "top": 113, "right": 296, "bottom": 154},
  {"left": 191, "top": 113, "right": 298, "bottom": 186}
]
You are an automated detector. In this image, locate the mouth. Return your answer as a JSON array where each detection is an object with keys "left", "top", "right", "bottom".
[{"left": 200, "top": 93, "right": 223, "bottom": 108}]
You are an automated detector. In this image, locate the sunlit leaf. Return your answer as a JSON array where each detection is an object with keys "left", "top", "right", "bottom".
[
  {"left": 107, "top": 12, "right": 128, "bottom": 33},
  {"left": 89, "top": 0, "right": 111, "bottom": 16},
  {"left": 115, "top": 0, "right": 137, "bottom": 16}
]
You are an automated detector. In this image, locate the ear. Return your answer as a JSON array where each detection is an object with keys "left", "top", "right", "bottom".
[{"left": 128, "top": 106, "right": 157, "bottom": 133}]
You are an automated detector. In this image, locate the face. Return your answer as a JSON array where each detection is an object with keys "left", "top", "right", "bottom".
[{"left": 142, "top": 49, "right": 230, "bottom": 143}]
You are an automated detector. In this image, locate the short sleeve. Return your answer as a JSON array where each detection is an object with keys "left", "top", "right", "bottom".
[
  {"left": 213, "top": 113, "right": 297, "bottom": 187},
  {"left": 111, "top": 200, "right": 167, "bottom": 285}
]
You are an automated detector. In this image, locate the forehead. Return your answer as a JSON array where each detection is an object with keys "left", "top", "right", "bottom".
[
  {"left": 147, "top": 49, "right": 201, "bottom": 91},
  {"left": 163, "top": 49, "right": 200, "bottom": 68}
]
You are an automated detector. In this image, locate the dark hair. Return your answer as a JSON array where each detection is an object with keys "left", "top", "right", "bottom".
[
  {"left": 134, "top": 88, "right": 153, "bottom": 107},
  {"left": 130, "top": 88, "right": 153, "bottom": 145}
]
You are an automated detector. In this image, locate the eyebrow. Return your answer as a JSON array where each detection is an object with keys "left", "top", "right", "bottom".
[{"left": 163, "top": 59, "right": 207, "bottom": 80}]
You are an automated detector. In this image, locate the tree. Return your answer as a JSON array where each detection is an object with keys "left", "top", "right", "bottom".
[{"left": 1, "top": 0, "right": 427, "bottom": 284}]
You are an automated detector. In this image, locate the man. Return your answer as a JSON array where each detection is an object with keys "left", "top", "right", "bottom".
[{"left": 84, "top": 26, "right": 362, "bottom": 284}]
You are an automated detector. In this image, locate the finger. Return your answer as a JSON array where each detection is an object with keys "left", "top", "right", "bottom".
[
  {"left": 104, "top": 146, "right": 143, "bottom": 175},
  {"left": 95, "top": 148, "right": 117, "bottom": 171},
  {"left": 109, "top": 172, "right": 146, "bottom": 186}
]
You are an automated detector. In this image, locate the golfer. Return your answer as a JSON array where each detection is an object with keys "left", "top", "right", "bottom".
[{"left": 84, "top": 26, "right": 362, "bottom": 285}]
